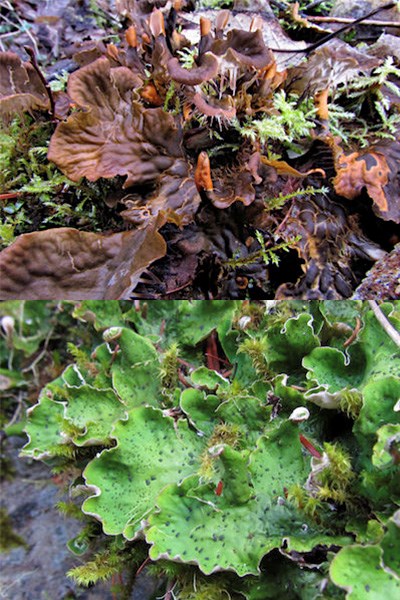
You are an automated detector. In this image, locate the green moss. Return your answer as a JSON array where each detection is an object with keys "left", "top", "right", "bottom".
[
  {"left": 0, "top": 117, "right": 123, "bottom": 248},
  {"left": 0, "top": 508, "right": 27, "bottom": 553}
]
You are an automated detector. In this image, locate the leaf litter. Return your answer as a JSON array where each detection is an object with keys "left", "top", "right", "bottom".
[{"left": 0, "top": 0, "right": 399, "bottom": 299}]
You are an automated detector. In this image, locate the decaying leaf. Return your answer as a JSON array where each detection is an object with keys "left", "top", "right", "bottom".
[
  {"left": 0, "top": 217, "right": 166, "bottom": 299},
  {"left": 0, "top": 51, "right": 49, "bottom": 118},
  {"left": 333, "top": 141, "right": 400, "bottom": 223}
]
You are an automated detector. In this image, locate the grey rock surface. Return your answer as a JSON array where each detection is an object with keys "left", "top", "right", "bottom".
[{"left": 0, "top": 437, "right": 158, "bottom": 600}]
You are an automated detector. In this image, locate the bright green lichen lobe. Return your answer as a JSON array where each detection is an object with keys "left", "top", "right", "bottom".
[
  {"left": 20, "top": 300, "right": 400, "bottom": 595},
  {"left": 147, "top": 421, "right": 348, "bottom": 576},
  {"left": 83, "top": 406, "right": 205, "bottom": 537}
]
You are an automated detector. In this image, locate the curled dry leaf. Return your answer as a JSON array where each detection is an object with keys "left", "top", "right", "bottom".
[
  {"left": 194, "top": 150, "right": 259, "bottom": 209},
  {"left": 214, "top": 28, "right": 274, "bottom": 70},
  {"left": 209, "top": 165, "right": 257, "bottom": 209},
  {"left": 0, "top": 217, "right": 166, "bottom": 300},
  {"left": 0, "top": 51, "right": 49, "bottom": 118},
  {"left": 260, "top": 156, "right": 326, "bottom": 179},
  {"left": 168, "top": 53, "right": 220, "bottom": 86},
  {"left": 333, "top": 140, "right": 400, "bottom": 223}
]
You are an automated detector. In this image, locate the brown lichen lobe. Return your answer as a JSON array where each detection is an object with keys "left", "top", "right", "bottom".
[
  {"left": 0, "top": 220, "right": 166, "bottom": 300},
  {"left": 0, "top": 51, "right": 49, "bottom": 116},
  {"left": 47, "top": 57, "right": 181, "bottom": 188}
]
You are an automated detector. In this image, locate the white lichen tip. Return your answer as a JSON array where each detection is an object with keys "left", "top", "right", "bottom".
[
  {"left": 103, "top": 327, "right": 123, "bottom": 342},
  {"left": 1, "top": 315, "right": 15, "bottom": 337},
  {"left": 237, "top": 316, "right": 252, "bottom": 330},
  {"left": 289, "top": 406, "right": 310, "bottom": 423}
]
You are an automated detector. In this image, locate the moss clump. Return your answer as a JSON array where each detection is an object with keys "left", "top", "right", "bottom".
[{"left": 0, "top": 507, "right": 27, "bottom": 553}]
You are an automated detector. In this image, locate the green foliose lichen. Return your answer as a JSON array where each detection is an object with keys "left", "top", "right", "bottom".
[{"left": 17, "top": 300, "right": 400, "bottom": 597}]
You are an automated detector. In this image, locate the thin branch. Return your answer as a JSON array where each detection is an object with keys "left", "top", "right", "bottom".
[
  {"left": 0, "top": 1, "right": 39, "bottom": 55},
  {"left": 368, "top": 301, "right": 400, "bottom": 349},
  {"left": 21, "top": 326, "right": 54, "bottom": 385},
  {"left": 308, "top": 15, "right": 400, "bottom": 27},
  {"left": 343, "top": 317, "right": 362, "bottom": 348},
  {"left": 271, "top": 2, "right": 397, "bottom": 53}
]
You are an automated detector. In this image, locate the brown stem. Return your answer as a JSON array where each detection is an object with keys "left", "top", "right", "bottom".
[
  {"left": 343, "top": 317, "right": 361, "bottom": 348},
  {"left": 0, "top": 192, "right": 24, "bottom": 201},
  {"left": 135, "top": 556, "right": 151, "bottom": 577},
  {"left": 368, "top": 301, "right": 400, "bottom": 349}
]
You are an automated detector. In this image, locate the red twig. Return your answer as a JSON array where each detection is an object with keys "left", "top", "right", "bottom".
[
  {"left": 206, "top": 331, "right": 220, "bottom": 372},
  {"left": 0, "top": 192, "right": 23, "bottom": 201},
  {"left": 299, "top": 434, "right": 322, "bottom": 459},
  {"left": 135, "top": 556, "right": 151, "bottom": 577},
  {"left": 178, "top": 370, "right": 192, "bottom": 388},
  {"left": 204, "top": 352, "right": 231, "bottom": 367}
]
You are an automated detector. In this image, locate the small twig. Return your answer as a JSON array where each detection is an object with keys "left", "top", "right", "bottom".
[
  {"left": 0, "top": 1, "right": 39, "bottom": 55},
  {"left": 308, "top": 15, "right": 400, "bottom": 27},
  {"left": 271, "top": 2, "right": 396, "bottom": 53},
  {"left": 177, "top": 357, "right": 195, "bottom": 369},
  {"left": 164, "top": 280, "right": 193, "bottom": 294},
  {"left": 5, "top": 391, "right": 23, "bottom": 429},
  {"left": 0, "top": 29, "right": 19, "bottom": 39},
  {"left": 21, "top": 326, "right": 54, "bottom": 384},
  {"left": 135, "top": 556, "right": 151, "bottom": 577},
  {"left": 164, "top": 579, "right": 178, "bottom": 600},
  {"left": 343, "top": 317, "right": 362, "bottom": 348},
  {"left": 204, "top": 353, "right": 231, "bottom": 367},
  {"left": 178, "top": 370, "right": 192, "bottom": 388},
  {"left": 368, "top": 301, "right": 400, "bottom": 349},
  {"left": 24, "top": 46, "right": 56, "bottom": 118},
  {"left": 0, "top": 192, "right": 24, "bottom": 201}
]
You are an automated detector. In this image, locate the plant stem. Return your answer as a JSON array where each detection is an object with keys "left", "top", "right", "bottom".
[{"left": 368, "top": 300, "right": 400, "bottom": 349}]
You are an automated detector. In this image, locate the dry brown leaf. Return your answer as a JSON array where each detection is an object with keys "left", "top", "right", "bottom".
[
  {"left": 286, "top": 40, "right": 380, "bottom": 96},
  {"left": 0, "top": 218, "right": 166, "bottom": 300}
]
